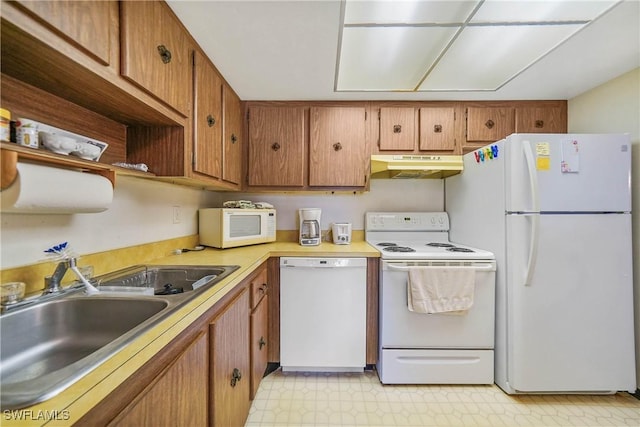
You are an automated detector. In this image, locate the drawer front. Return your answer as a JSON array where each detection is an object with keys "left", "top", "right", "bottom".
[{"left": 250, "top": 268, "right": 268, "bottom": 309}]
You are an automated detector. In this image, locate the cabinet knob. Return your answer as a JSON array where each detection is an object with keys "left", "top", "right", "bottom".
[
  {"left": 231, "top": 133, "right": 238, "bottom": 143},
  {"left": 207, "top": 115, "right": 216, "bottom": 127},
  {"left": 485, "top": 119, "right": 495, "bottom": 129},
  {"left": 259, "top": 336, "right": 266, "bottom": 350},
  {"left": 259, "top": 283, "right": 268, "bottom": 294},
  {"left": 393, "top": 125, "right": 402, "bottom": 133},
  {"left": 434, "top": 124, "right": 442, "bottom": 133},
  {"left": 333, "top": 142, "right": 342, "bottom": 151},
  {"left": 535, "top": 120, "right": 544, "bottom": 128},
  {"left": 157, "top": 45, "right": 172, "bottom": 64},
  {"left": 230, "top": 368, "right": 242, "bottom": 387},
  {"left": 271, "top": 142, "right": 281, "bottom": 151}
]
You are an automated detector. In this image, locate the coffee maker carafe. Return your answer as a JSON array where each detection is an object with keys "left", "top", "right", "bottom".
[{"left": 299, "top": 208, "right": 321, "bottom": 246}]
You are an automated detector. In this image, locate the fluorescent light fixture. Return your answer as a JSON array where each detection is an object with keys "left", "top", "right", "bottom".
[{"left": 336, "top": 0, "right": 622, "bottom": 92}]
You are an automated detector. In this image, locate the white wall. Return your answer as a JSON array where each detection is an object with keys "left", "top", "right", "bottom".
[
  {"left": 567, "top": 67, "right": 640, "bottom": 387},
  {"left": 1, "top": 176, "right": 443, "bottom": 269},
  {"left": 0, "top": 176, "right": 217, "bottom": 269},
  {"left": 211, "top": 179, "right": 444, "bottom": 231}
]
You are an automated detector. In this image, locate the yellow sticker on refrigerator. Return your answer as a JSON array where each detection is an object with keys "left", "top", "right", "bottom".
[
  {"left": 537, "top": 157, "right": 551, "bottom": 170},
  {"left": 535, "top": 142, "right": 551, "bottom": 170}
]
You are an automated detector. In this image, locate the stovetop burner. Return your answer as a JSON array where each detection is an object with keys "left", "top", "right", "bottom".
[
  {"left": 426, "top": 242, "right": 456, "bottom": 248},
  {"left": 383, "top": 246, "right": 416, "bottom": 253},
  {"left": 447, "top": 247, "right": 475, "bottom": 253},
  {"left": 377, "top": 242, "right": 399, "bottom": 247}
]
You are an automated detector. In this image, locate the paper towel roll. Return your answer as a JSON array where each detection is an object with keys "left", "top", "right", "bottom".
[{"left": 0, "top": 162, "right": 113, "bottom": 214}]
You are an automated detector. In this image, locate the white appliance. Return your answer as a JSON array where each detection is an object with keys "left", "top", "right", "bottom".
[
  {"left": 198, "top": 208, "right": 276, "bottom": 249},
  {"left": 445, "top": 133, "right": 636, "bottom": 394},
  {"left": 299, "top": 208, "right": 321, "bottom": 246},
  {"left": 366, "top": 212, "right": 496, "bottom": 384},
  {"left": 280, "top": 257, "right": 367, "bottom": 372},
  {"left": 331, "top": 223, "right": 352, "bottom": 244}
]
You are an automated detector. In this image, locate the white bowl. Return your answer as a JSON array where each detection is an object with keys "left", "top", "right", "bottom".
[
  {"left": 72, "top": 141, "right": 102, "bottom": 160},
  {"left": 39, "top": 132, "right": 78, "bottom": 155}
]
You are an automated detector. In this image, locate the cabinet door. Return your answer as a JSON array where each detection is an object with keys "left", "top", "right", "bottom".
[
  {"left": 309, "top": 106, "right": 367, "bottom": 187},
  {"left": 210, "top": 289, "right": 250, "bottom": 427},
  {"left": 466, "top": 107, "right": 514, "bottom": 142},
  {"left": 419, "top": 107, "right": 456, "bottom": 151},
  {"left": 250, "top": 296, "right": 269, "bottom": 400},
  {"left": 193, "top": 50, "right": 222, "bottom": 179},
  {"left": 379, "top": 107, "right": 415, "bottom": 151},
  {"left": 14, "top": 0, "right": 114, "bottom": 66},
  {"left": 108, "top": 331, "right": 208, "bottom": 427},
  {"left": 515, "top": 106, "right": 566, "bottom": 133},
  {"left": 121, "top": 1, "right": 192, "bottom": 116},
  {"left": 223, "top": 85, "right": 243, "bottom": 185},
  {"left": 248, "top": 106, "right": 305, "bottom": 187}
]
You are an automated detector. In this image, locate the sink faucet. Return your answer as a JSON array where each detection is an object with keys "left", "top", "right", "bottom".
[{"left": 43, "top": 258, "right": 78, "bottom": 295}]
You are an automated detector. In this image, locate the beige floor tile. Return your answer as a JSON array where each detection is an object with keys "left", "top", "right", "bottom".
[{"left": 245, "top": 369, "right": 640, "bottom": 427}]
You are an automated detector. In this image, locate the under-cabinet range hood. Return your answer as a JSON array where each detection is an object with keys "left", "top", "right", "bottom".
[{"left": 370, "top": 155, "right": 463, "bottom": 179}]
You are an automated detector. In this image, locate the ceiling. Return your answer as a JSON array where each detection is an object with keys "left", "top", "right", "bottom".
[{"left": 166, "top": 0, "right": 640, "bottom": 101}]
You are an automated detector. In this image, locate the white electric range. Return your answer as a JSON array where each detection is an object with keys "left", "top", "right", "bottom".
[{"left": 366, "top": 212, "right": 497, "bottom": 385}]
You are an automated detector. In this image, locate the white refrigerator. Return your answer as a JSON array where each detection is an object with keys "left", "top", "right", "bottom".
[{"left": 446, "top": 133, "right": 636, "bottom": 394}]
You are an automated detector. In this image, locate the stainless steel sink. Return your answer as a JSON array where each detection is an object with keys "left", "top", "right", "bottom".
[
  {"left": 0, "top": 264, "right": 239, "bottom": 409},
  {"left": 96, "top": 265, "right": 239, "bottom": 295}
]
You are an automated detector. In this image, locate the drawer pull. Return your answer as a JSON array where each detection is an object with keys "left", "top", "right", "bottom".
[
  {"left": 393, "top": 125, "right": 402, "bottom": 133},
  {"left": 259, "top": 336, "right": 266, "bottom": 350},
  {"left": 207, "top": 115, "right": 216, "bottom": 127},
  {"left": 271, "top": 142, "right": 281, "bottom": 151},
  {"left": 258, "top": 284, "right": 268, "bottom": 294},
  {"left": 231, "top": 133, "right": 238, "bottom": 143},
  {"left": 535, "top": 120, "right": 544, "bottom": 128},
  {"left": 333, "top": 142, "right": 342, "bottom": 151},
  {"left": 485, "top": 119, "right": 495, "bottom": 129}
]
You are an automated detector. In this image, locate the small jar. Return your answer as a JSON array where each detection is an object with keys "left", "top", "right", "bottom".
[
  {"left": 15, "top": 118, "right": 39, "bottom": 148},
  {"left": 0, "top": 108, "right": 11, "bottom": 142}
]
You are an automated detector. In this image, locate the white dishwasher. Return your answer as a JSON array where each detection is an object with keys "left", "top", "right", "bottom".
[{"left": 280, "top": 257, "right": 367, "bottom": 372}]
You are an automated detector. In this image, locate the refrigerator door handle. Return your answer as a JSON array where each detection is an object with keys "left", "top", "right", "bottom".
[
  {"left": 523, "top": 141, "right": 540, "bottom": 286},
  {"left": 523, "top": 141, "right": 540, "bottom": 212}
]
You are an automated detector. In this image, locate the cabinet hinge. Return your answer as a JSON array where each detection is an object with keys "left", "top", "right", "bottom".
[
  {"left": 365, "top": 111, "right": 367, "bottom": 121},
  {"left": 246, "top": 110, "right": 250, "bottom": 121},
  {"left": 378, "top": 110, "right": 381, "bottom": 120}
]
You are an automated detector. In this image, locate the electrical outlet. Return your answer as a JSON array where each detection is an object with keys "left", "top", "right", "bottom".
[{"left": 172, "top": 206, "right": 181, "bottom": 224}]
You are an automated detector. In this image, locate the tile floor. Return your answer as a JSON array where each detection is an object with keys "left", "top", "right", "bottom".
[{"left": 245, "top": 369, "right": 640, "bottom": 427}]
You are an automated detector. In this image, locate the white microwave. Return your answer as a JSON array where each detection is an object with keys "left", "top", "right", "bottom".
[{"left": 199, "top": 208, "right": 276, "bottom": 249}]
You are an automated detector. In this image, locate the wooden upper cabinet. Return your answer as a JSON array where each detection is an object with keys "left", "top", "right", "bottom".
[
  {"left": 309, "top": 106, "right": 367, "bottom": 187},
  {"left": 248, "top": 106, "right": 305, "bottom": 187},
  {"left": 14, "top": 0, "right": 114, "bottom": 66},
  {"left": 120, "top": 1, "right": 192, "bottom": 116},
  {"left": 379, "top": 107, "right": 416, "bottom": 151},
  {"left": 419, "top": 107, "right": 456, "bottom": 151},
  {"left": 515, "top": 106, "right": 567, "bottom": 133},
  {"left": 193, "top": 50, "right": 222, "bottom": 179},
  {"left": 223, "top": 85, "right": 243, "bottom": 185},
  {"left": 466, "top": 107, "right": 514, "bottom": 142}
]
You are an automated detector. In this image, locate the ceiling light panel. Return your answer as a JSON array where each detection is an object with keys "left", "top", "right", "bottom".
[
  {"left": 344, "top": 0, "right": 480, "bottom": 25},
  {"left": 418, "top": 23, "right": 583, "bottom": 91},
  {"left": 337, "top": 26, "right": 459, "bottom": 91},
  {"left": 471, "top": 0, "right": 620, "bottom": 23}
]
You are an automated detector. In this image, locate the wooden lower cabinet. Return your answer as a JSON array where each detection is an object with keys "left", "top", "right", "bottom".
[
  {"left": 210, "top": 287, "right": 251, "bottom": 427},
  {"left": 108, "top": 331, "right": 209, "bottom": 427},
  {"left": 79, "top": 266, "right": 269, "bottom": 427},
  {"left": 251, "top": 294, "right": 269, "bottom": 399}
]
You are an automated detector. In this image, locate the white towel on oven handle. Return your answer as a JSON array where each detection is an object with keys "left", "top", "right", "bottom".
[{"left": 407, "top": 267, "right": 476, "bottom": 314}]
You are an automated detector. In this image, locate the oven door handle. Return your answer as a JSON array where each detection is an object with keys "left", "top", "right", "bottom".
[{"left": 386, "top": 263, "right": 495, "bottom": 271}]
